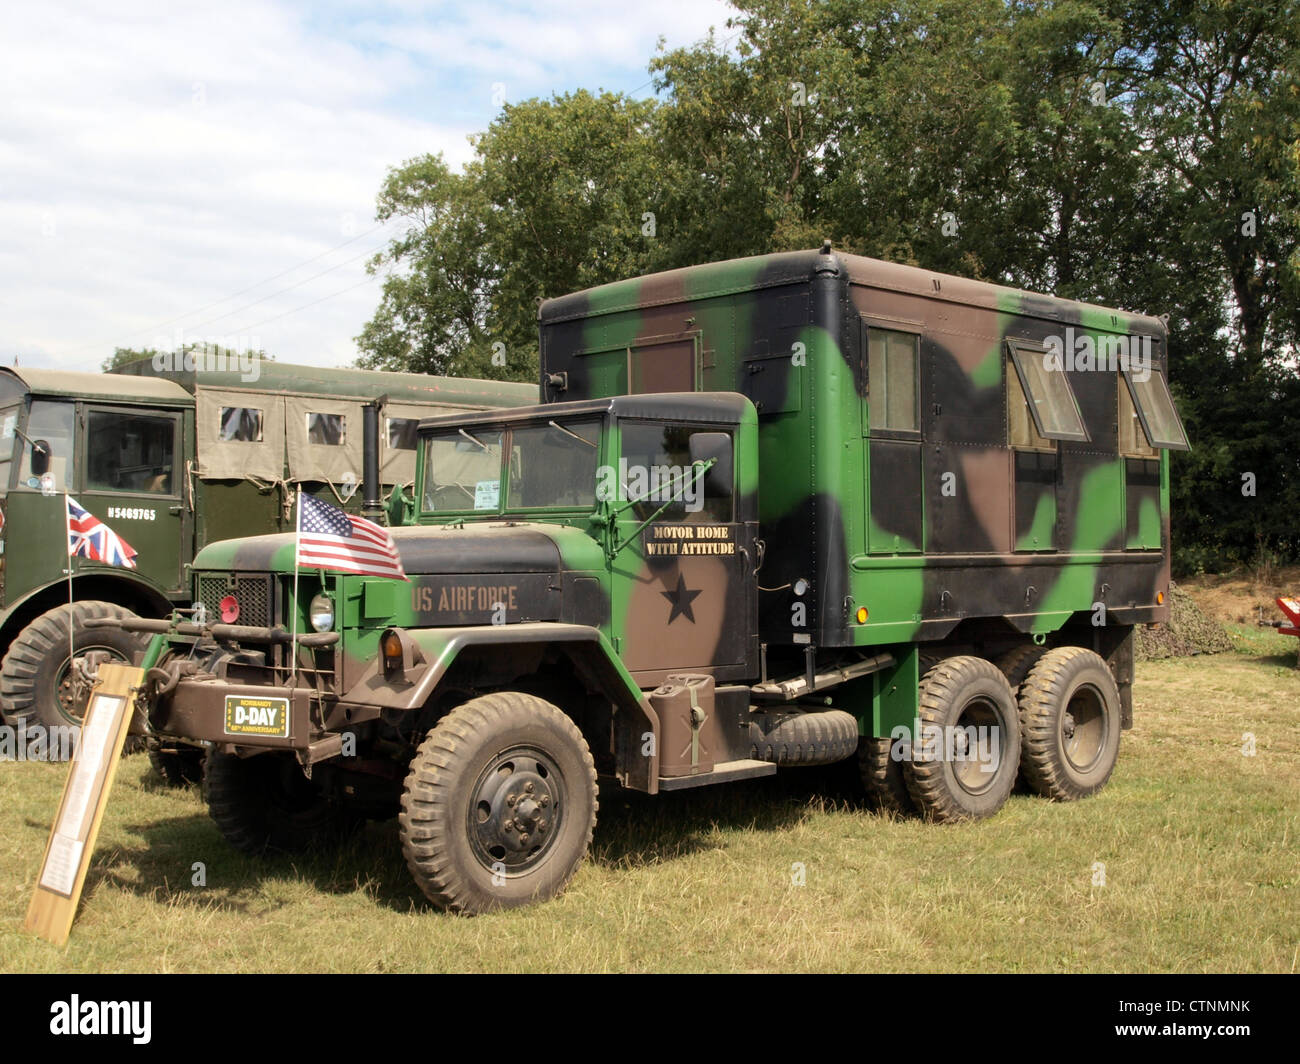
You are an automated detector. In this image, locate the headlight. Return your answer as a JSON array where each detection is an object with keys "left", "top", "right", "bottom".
[{"left": 309, "top": 594, "right": 335, "bottom": 632}]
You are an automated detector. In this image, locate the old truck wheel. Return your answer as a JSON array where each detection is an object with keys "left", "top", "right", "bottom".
[
  {"left": 0, "top": 601, "right": 146, "bottom": 736},
  {"left": 399, "top": 691, "right": 597, "bottom": 914},
  {"left": 995, "top": 643, "right": 1048, "bottom": 692},
  {"left": 857, "top": 736, "right": 915, "bottom": 815},
  {"left": 148, "top": 742, "right": 206, "bottom": 787},
  {"left": 204, "top": 750, "right": 362, "bottom": 854},
  {"left": 904, "top": 656, "right": 1021, "bottom": 822},
  {"left": 1017, "top": 647, "right": 1121, "bottom": 801}
]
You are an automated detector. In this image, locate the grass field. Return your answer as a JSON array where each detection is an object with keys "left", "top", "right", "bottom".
[{"left": 2, "top": 637, "right": 1296, "bottom": 973}]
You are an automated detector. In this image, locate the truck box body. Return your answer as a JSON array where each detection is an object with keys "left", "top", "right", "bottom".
[{"left": 539, "top": 249, "right": 1185, "bottom": 652}]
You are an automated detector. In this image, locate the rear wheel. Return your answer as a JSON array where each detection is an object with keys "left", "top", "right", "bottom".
[
  {"left": 995, "top": 643, "right": 1048, "bottom": 692},
  {"left": 399, "top": 691, "right": 597, "bottom": 914},
  {"left": 1017, "top": 647, "right": 1122, "bottom": 800},
  {"left": 904, "top": 656, "right": 1021, "bottom": 822},
  {"left": 204, "top": 750, "right": 362, "bottom": 854},
  {"left": 0, "top": 601, "right": 147, "bottom": 749},
  {"left": 857, "top": 735, "right": 915, "bottom": 816}
]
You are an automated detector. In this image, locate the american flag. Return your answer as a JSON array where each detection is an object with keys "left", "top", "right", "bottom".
[
  {"left": 67, "top": 498, "right": 137, "bottom": 569},
  {"left": 296, "top": 493, "right": 407, "bottom": 581}
]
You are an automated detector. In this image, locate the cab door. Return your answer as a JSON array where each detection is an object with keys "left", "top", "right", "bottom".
[
  {"left": 610, "top": 419, "right": 753, "bottom": 684},
  {"left": 78, "top": 404, "right": 188, "bottom": 595}
]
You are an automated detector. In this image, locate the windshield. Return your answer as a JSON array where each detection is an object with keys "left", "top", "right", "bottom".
[
  {"left": 0, "top": 405, "right": 19, "bottom": 494},
  {"left": 421, "top": 419, "right": 601, "bottom": 514},
  {"left": 18, "top": 400, "right": 75, "bottom": 492}
]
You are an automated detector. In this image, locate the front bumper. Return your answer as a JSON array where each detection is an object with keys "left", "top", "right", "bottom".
[{"left": 114, "top": 616, "right": 350, "bottom": 758}]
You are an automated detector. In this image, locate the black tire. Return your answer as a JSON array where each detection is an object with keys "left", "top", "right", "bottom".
[
  {"left": 995, "top": 643, "right": 1048, "bottom": 692},
  {"left": 0, "top": 601, "right": 147, "bottom": 739},
  {"left": 399, "top": 691, "right": 597, "bottom": 914},
  {"left": 904, "top": 656, "right": 1021, "bottom": 822},
  {"left": 857, "top": 735, "right": 915, "bottom": 816},
  {"left": 148, "top": 742, "right": 206, "bottom": 787},
  {"left": 749, "top": 709, "right": 858, "bottom": 766},
  {"left": 204, "top": 749, "right": 363, "bottom": 855},
  {"left": 854, "top": 650, "right": 938, "bottom": 816},
  {"left": 1017, "top": 647, "right": 1122, "bottom": 801}
]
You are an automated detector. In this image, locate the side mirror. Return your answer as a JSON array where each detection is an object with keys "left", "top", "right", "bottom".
[
  {"left": 31, "top": 440, "right": 50, "bottom": 477},
  {"left": 688, "top": 432, "right": 733, "bottom": 498}
]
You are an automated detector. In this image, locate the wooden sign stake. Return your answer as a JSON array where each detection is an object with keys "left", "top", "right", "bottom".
[{"left": 24, "top": 662, "right": 146, "bottom": 946}]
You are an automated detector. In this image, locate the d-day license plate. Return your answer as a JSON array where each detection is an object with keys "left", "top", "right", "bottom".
[{"left": 224, "top": 696, "right": 290, "bottom": 738}]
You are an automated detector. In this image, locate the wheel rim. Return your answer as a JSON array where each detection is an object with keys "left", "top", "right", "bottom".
[
  {"left": 467, "top": 745, "right": 564, "bottom": 876},
  {"left": 951, "top": 697, "right": 1007, "bottom": 795},
  {"left": 53, "top": 644, "right": 131, "bottom": 726},
  {"left": 1061, "top": 684, "right": 1108, "bottom": 773}
]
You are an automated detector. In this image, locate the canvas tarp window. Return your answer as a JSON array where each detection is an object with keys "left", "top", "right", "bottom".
[
  {"left": 195, "top": 388, "right": 285, "bottom": 481},
  {"left": 285, "top": 395, "right": 364, "bottom": 485},
  {"left": 379, "top": 401, "right": 490, "bottom": 485}
]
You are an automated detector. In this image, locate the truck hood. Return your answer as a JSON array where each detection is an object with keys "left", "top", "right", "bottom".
[{"left": 190, "top": 521, "right": 604, "bottom": 576}]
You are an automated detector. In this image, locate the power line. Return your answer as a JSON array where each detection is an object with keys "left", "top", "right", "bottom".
[
  {"left": 226, "top": 274, "right": 381, "bottom": 334},
  {"left": 52, "top": 221, "right": 393, "bottom": 358},
  {"left": 179, "top": 241, "right": 387, "bottom": 334}
]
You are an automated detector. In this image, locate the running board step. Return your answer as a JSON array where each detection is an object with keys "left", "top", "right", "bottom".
[
  {"left": 657, "top": 759, "right": 777, "bottom": 792},
  {"left": 750, "top": 652, "right": 894, "bottom": 702}
]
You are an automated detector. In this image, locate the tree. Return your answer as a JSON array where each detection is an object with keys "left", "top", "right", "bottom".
[
  {"left": 357, "top": 92, "right": 665, "bottom": 381},
  {"left": 101, "top": 347, "right": 162, "bottom": 372},
  {"left": 357, "top": 0, "right": 1300, "bottom": 565}
]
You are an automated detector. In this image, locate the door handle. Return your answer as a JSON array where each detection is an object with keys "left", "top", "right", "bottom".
[{"left": 169, "top": 504, "right": 183, "bottom": 514}]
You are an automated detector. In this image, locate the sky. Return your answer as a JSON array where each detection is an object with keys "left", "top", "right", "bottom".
[{"left": 0, "top": 0, "right": 737, "bottom": 373}]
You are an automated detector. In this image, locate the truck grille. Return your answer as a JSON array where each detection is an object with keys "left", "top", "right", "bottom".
[{"left": 195, "top": 574, "right": 274, "bottom": 629}]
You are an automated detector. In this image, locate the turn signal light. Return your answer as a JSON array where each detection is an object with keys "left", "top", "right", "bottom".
[
  {"left": 1156, "top": 591, "right": 1164, "bottom": 605},
  {"left": 856, "top": 606, "right": 868, "bottom": 624},
  {"left": 381, "top": 629, "right": 404, "bottom": 676}
]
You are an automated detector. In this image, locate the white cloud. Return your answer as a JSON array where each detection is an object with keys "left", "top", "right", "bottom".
[{"left": 1, "top": 0, "right": 735, "bottom": 372}]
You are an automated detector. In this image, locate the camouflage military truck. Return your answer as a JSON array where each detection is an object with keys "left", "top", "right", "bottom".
[
  {"left": 0, "top": 359, "right": 534, "bottom": 763},
  {"left": 120, "top": 246, "right": 1188, "bottom": 913}
]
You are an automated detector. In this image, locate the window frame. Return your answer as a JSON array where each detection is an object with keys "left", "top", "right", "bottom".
[
  {"left": 502, "top": 418, "right": 603, "bottom": 515},
  {"left": 81, "top": 404, "right": 182, "bottom": 499},
  {"left": 1117, "top": 376, "right": 1158, "bottom": 458},
  {"left": 1007, "top": 356, "right": 1057, "bottom": 454},
  {"left": 419, "top": 426, "right": 506, "bottom": 516},
  {"left": 1005, "top": 338, "right": 1090, "bottom": 443},
  {"left": 861, "top": 318, "right": 922, "bottom": 439},
  {"left": 385, "top": 415, "right": 421, "bottom": 453},
  {"left": 16, "top": 398, "right": 77, "bottom": 493},
  {"left": 1121, "top": 366, "right": 1190, "bottom": 451},
  {"left": 305, "top": 411, "right": 347, "bottom": 447},
  {"left": 614, "top": 417, "right": 736, "bottom": 524},
  {"left": 418, "top": 417, "right": 606, "bottom": 518},
  {"left": 218, "top": 405, "right": 265, "bottom": 443}
]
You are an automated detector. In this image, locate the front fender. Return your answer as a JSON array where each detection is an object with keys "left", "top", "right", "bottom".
[{"left": 339, "top": 622, "right": 661, "bottom": 793}]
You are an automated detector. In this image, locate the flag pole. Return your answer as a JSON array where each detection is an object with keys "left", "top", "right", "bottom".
[
  {"left": 290, "top": 487, "right": 301, "bottom": 687},
  {"left": 63, "top": 491, "right": 74, "bottom": 676}
]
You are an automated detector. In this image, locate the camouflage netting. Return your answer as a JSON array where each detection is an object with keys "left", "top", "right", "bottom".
[{"left": 1135, "top": 582, "right": 1234, "bottom": 660}]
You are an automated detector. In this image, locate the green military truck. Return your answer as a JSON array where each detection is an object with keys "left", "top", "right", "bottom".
[
  {"left": 120, "top": 247, "right": 1188, "bottom": 912},
  {"left": 0, "top": 359, "right": 534, "bottom": 745}
]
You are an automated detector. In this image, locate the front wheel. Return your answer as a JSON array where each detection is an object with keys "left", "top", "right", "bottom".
[
  {"left": 399, "top": 691, "right": 597, "bottom": 914},
  {"left": 0, "top": 601, "right": 147, "bottom": 743},
  {"left": 204, "top": 750, "right": 363, "bottom": 854}
]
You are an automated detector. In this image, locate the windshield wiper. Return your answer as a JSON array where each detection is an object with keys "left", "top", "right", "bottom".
[
  {"left": 547, "top": 420, "right": 596, "bottom": 447},
  {"left": 458, "top": 428, "right": 489, "bottom": 452},
  {"left": 605, "top": 459, "right": 715, "bottom": 561}
]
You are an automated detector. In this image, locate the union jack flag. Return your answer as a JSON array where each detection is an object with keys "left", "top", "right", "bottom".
[
  {"left": 66, "top": 497, "right": 137, "bottom": 569},
  {"left": 296, "top": 492, "right": 407, "bottom": 581}
]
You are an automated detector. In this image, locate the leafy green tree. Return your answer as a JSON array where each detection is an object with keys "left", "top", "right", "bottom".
[
  {"left": 101, "top": 347, "right": 162, "bottom": 372},
  {"left": 357, "top": 0, "right": 1299, "bottom": 565}
]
